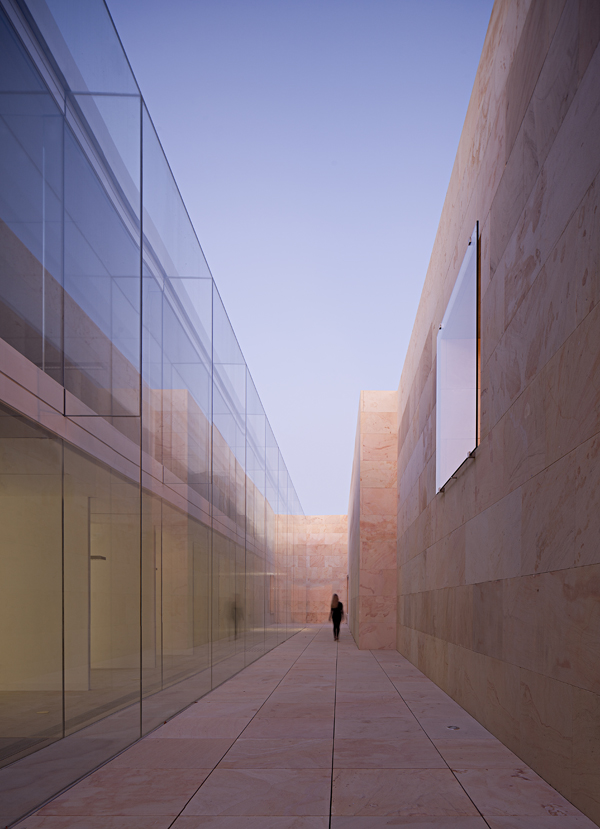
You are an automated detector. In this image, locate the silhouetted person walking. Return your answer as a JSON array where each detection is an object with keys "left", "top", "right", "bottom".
[{"left": 329, "top": 593, "right": 344, "bottom": 641}]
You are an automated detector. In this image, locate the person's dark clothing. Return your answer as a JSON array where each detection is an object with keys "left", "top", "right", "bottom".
[{"left": 331, "top": 602, "right": 343, "bottom": 640}]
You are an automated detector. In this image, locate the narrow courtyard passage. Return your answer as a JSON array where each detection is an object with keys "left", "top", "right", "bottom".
[{"left": 18, "top": 626, "right": 595, "bottom": 828}]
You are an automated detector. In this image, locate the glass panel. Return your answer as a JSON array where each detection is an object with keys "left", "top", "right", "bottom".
[
  {"left": 140, "top": 266, "right": 213, "bottom": 726},
  {"left": 211, "top": 534, "right": 246, "bottom": 687},
  {"left": 0, "top": 403, "right": 63, "bottom": 769},
  {"left": 277, "top": 464, "right": 290, "bottom": 644},
  {"left": 161, "top": 278, "right": 212, "bottom": 500},
  {"left": 140, "top": 494, "right": 211, "bottom": 736},
  {"left": 141, "top": 264, "right": 164, "bottom": 466},
  {"left": 212, "top": 290, "right": 246, "bottom": 527},
  {"left": 141, "top": 106, "right": 210, "bottom": 282},
  {"left": 245, "top": 372, "right": 266, "bottom": 664},
  {"left": 290, "top": 489, "right": 306, "bottom": 633},
  {"left": 436, "top": 223, "right": 479, "bottom": 491},
  {"left": 265, "top": 421, "right": 279, "bottom": 652},
  {"left": 25, "top": 0, "right": 138, "bottom": 94},
  {"left": 140, "top": 103, "right": 212, "bottom": 731},
  {"left": 73, "top": 93, "right": 141, "bottom": 221},
  {"left": 0, "top": 11, "right": 64, "bottom": 384},
  {"left": 211, "top": 290, "right": 246, "bottom": 684},
  {"left": 141, "top": 490, "right": 162, "bottom": 712},
  {"left": 160, "top": 503, "right": 210, "bottom": 689},
  {"left": 63, "top": 118, "right": 140, "bottom": 421},
  {"left": 63, "top": 443, "right": 140, "bottom": 748}
]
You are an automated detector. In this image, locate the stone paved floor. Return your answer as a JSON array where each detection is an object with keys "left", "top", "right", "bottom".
[{"left": 17, "top": 625, "right": 597, "bottom": 828}]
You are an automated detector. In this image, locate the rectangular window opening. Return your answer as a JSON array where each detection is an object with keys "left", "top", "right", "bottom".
[{"left": 436, "top": 222, "right": 480, "bottom": 492}]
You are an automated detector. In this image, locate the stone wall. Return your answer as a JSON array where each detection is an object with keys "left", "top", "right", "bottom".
[
  {"left": 299, "top": 516, "right": 348, "bottom": 624},
  {"left": 396, "top": 0, "right": 600, "bottom": 823},
  {"left": 347, "top": 391, "right": 397, "bottom": 649}
]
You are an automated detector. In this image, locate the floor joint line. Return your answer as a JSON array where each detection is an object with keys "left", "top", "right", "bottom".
[
  {"left": 373, "top": 651, "right": 492, "bottom": 826},
  {"left": 166, "top": 625, "right": 322, "bottom": 827},
  {"left": 328, "top": 625, "right": 339, "bottom": 828}
]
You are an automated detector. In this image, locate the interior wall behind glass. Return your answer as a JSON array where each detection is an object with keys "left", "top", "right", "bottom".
[
  {"left": 0, "top": 403, "right": 63, "bottom": 768},
  {"left": 140, "top": 494, "right": 212, "bottom": 735},
  {"left": 63, "top": 443, "right": 140, "bottom": 745}
]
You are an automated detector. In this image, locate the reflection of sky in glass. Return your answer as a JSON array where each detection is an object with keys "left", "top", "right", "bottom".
[
  {"left": 36, "top": 0, "right": 137, "bottom": 94},
  {"left": 436, "top": 225, "right": 477, "bottom": 491},
  {"left": 74, "top": 94, "right": 141, "bottom": 219},
  {"left": 2, "top": 0, "right": 304, "bottom": 521}
]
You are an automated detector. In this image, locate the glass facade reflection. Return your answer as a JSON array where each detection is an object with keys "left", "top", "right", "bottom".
[
  {"left": 436, "top": 222, "right": 479, "bottom": 491},
  {"left": 0, "top": 1, "right": 305, "bottom": 823}
]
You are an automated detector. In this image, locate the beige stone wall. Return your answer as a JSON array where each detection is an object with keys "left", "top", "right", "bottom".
[
  {"left": 348, "top": 391, "right": 397, "bottom": 649},
  {"left": 298, "top": 516, "right": 348, "bottom": 624},
  {"left": 396, "top": 0, "right": 600, "bottom": 823},
  {"left": 347, "top": 414, "right": 361, "bottom": 642}
]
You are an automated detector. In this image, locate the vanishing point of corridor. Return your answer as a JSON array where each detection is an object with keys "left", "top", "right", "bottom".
[{"left": 18, "top": 627, "right": 594, "bottom": 827}]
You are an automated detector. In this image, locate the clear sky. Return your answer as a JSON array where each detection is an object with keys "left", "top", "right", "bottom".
[{"left": 106, "top": 0, "right": 494, "bottom": 516}]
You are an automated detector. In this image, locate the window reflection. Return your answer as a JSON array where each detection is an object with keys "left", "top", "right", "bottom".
[
  {"left": 63, "top": 123, "right": 140, "bottom": 419},
  {"left": 436, "top": 223, "right": 479, "bottom": 491},
  {"left": 0, "top": 13, "right": 64, "bottom": 384}
]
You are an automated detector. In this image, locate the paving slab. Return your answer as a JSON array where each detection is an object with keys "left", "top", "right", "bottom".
[{"left": 16, "top": 626, "right": 598, "bottom": 828}]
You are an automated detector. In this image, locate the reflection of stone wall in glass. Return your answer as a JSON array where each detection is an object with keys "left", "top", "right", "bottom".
[
  {"left": 0, "top": 215, "right": 141, "bottom": 434},
  {"left": 0, "top": 220, "right": 63, "bottom": 383}
]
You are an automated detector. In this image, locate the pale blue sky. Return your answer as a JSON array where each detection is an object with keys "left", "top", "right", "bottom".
[{"left": 107, "top": 0, "right": 494, "bottom": 515}]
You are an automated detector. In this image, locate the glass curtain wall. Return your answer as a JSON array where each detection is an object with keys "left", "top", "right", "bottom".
[{"left": 0, "top": 2, "right": 305, "bottom": 825}]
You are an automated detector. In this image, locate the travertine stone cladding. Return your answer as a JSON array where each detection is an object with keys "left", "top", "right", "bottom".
[
  {"left": 348, "top": 390, "right": 398, "bottom": 649},
  {"left": 295, "top": 516, "right": 348, "bottom": 624},
  {"left": 395, "top": 1, "right": 600, "bottom": 824}
]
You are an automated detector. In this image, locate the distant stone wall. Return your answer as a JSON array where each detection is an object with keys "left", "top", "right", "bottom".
[{"left": 298, "top": 516, "right": 348, "bottom": 624}]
